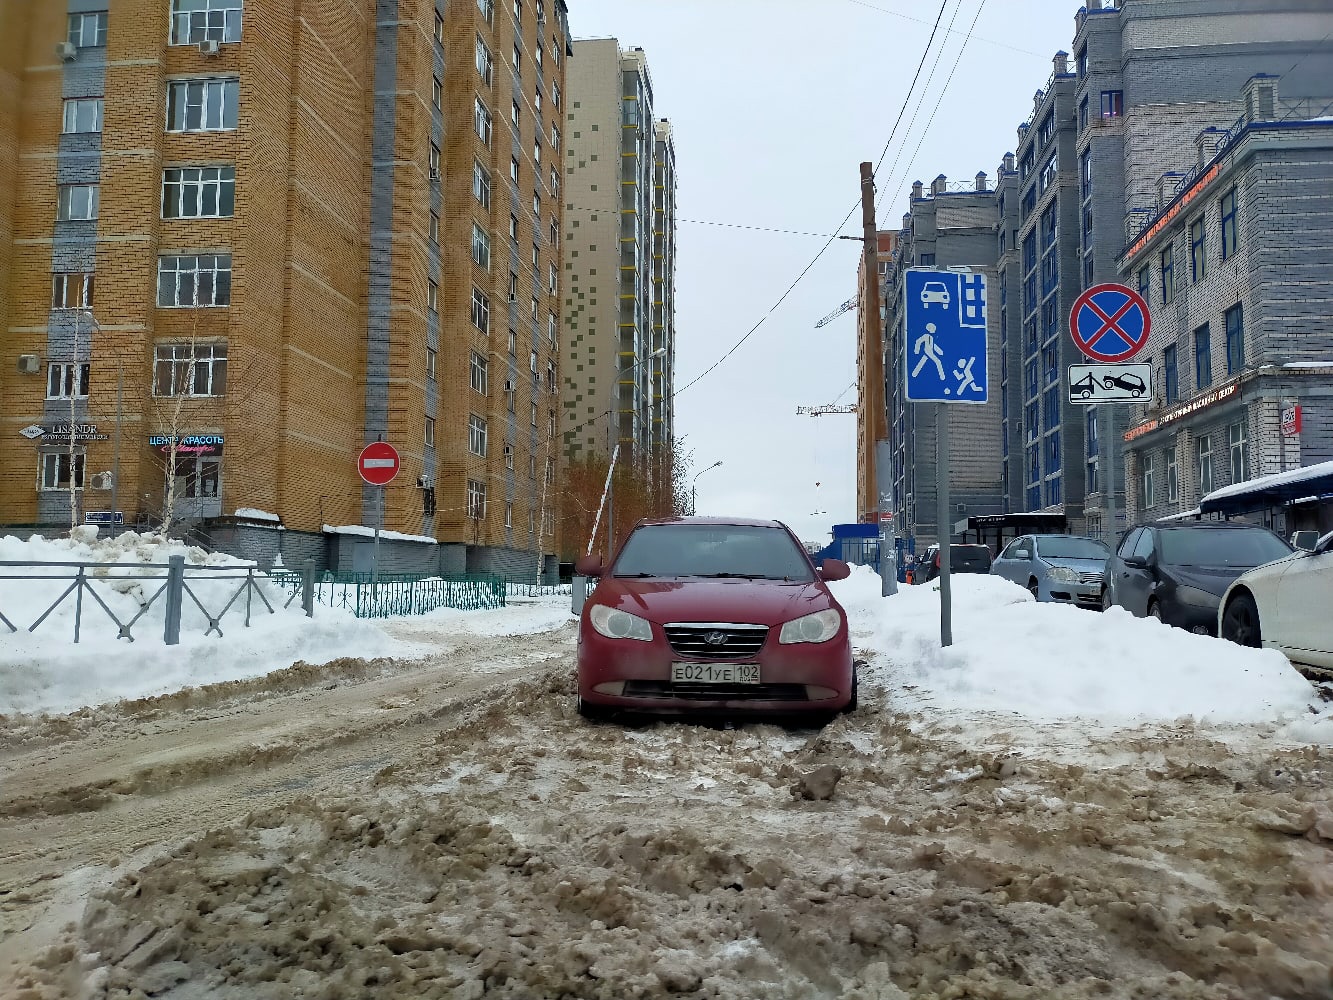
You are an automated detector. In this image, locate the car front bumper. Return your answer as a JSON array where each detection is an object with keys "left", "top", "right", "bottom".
[
  {"left": 1043, "top": 579, "right": 1104, "bottom": 608},
  {"left": 576, "top": 628, "right": 854, "bottom": 716}
]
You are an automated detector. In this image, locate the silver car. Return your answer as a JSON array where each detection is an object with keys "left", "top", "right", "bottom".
[{"left": 991, "top": 534, "right": 1111, "bottom": 608}]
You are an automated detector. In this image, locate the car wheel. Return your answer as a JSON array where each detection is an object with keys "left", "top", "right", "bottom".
[
  {"left": 841, "top": 664, "right": 859, "bottom": 715},
  {"left": 576, "top": 693, "right": 612, "bottom": 723},
  {"left": 1028, "top": 578, "right": 1040, "bottom": 600},
  {"left": 1221, "top": 592, "right": 1262, "bottom": 648},
  {"left": 1147, "top": 600, "right": 1163, "bottom": 622}
]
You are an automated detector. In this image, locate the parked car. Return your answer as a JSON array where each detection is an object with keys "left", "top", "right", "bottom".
[
  {"left": 1103, "top": 521, "right": 1293, "bottom": 634},
  {"left": 574, "top": 517, "right": 856, "bottom": 723},
  {"left": 920, "top": 543, "right": 992, "bottom": 582},
  {"left": 991, "top": 534, "right": 1110, "bottom": 607},
  {"left": 1290, "top": 530, "right": 1321, "bottom": 551},
  {"left": 1218, "top": 530, "right": 1333, "bottom": 669}
]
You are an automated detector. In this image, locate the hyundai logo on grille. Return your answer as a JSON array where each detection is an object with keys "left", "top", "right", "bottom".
[{"left": 704, "top": 631, "right": 727, "bottom": 646}]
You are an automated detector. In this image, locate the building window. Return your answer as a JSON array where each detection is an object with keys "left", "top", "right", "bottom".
[
  {"left": 40, "top": 451, "right": 86, "bottom": 491},
  {"left": 62, "top": 98, "right": 103, "bottom": 134},
  {"left": 467, "top": 479, "right": 486, "bottom": 519},
  {"left": 466, "top": 162, "right": 488, "bottom": 210},
  {"left": 162, "top": 166, "right": 235, "bottom": 219},
  {"left": 1079, "top": 149, "right": 1091, "bottom": 201},
  {"left": 506, "top": 379, "right": 516, "bottom": 412},
  {"left": 470, "top": 351, "right": 488, "bottom": 394},
  {"left": 533, "top": 190, "right": 541, "bottom": 215},
  {"left": 1087, "top": 458, "right": 1099, "bottom": 495},
  {"left": 552, "top": 81, "right": 561, "bottom": 109},
  {"left": 1197, "top": 435, "right": 1214, "bottom": 496},
  {"left": 1099, "top": 90, "right": 1123, "bottom": 119},
  {"left": 1229, "top": 422, "right": 1248, "bottom": 484},
  {"left": 153, "top": 341, "right": 228, "bottom": 395},
  {"left": 424, "top": 415, "right": 435, "bottom": 448},
  {"left": 530, "top": 296, "right": 538, "bottom": 320},
  {"left": 528, "top": 510, "right": 536, "bottom": 535},
  {"left": 52, "top": 272, "right": 94, "bottom": 310},
  {"left": 166, "top": 78, "right": 239, "bottom": 132},
  {"left": 476, "top": 38, "right": 493, "bottom": 86},
  {"left": 1219, "top": 187, "right": 1238, "bottom": 260},
  {"left": 510, "top": 156, "right": 520, "bottom": 183},
  {"left": 57, "top": 184, "right": 99, "bottom": 221},
  {"left": 1136, "top": 266, "right": 1149, "bottom": 303},
  {"left": 472, "top": 224, "right": 491, "bottom": 269},
  {"left": 511, "top": 98, "right": 520, "bottom": 126},
  {"left": 1045, "top": 430, "right": 1061, "bottom": 474},
  {"left": 1038, "top": 152, "right": 1058, "bottom": 193},
  {"left": 529, "top": 453, "right": 536, "bottom": 478},
  {"left": 429, "top": 144, "right": 440, "bottom": 178},
  {"left": 548, "top": 263, "right": 557, "bottom": 295},
  {"left": 435, "top": 11, "right": 445, "bottom": 42},
  {"left": 1037, "top": 112, "right": 1055, "bottom": 148},
  {"left": 157, "top": 254, "right": 232, "bottom": 307},
  {"left": 68, "top": 12, "right": 108, "bottom": 47},
  {"left": 547, "top": 411, "right": 556, "bottom": 438},
  {"left": 429, "top": 211, "right": 439, "bottom": 244},
  {"left": 170, "top": 0, "right": 242, "bottom": 44},
  {"left": 1225, "top": 304, "right": 1244, "bottom": 374},
  {"left": 474, "top": 97, "right": 492, "bottom": 146},
  {"left": 509, "top": 213, "right": 519, "bottom": 241},
  {"left": 546, "top": 359, "right": 556, "bottom": 393},
  {"left": 1141, "top": 453, "right": 1154, "bottom": 508},
  {"left": 535, "top": 43, "right": 543, "bottom": 70},
  {"left": 1193, "top": 324, "right": 1212, "bottom": 390},
  {"left": 530, "top": 402, "right": 538, "bottom": 427},
  {"left": 505, "top": 501, "right": 513, "bottom": 529},
  {"left": 508, "top": 329, "right": 518, "bottom": 355},
  {"left": 1189, "top": 217, "right": 1206, "bottom": 282},
  {"left": 1166, "top": 450, "right": 1179, "bottom": 503},
  {"left": 47, "top": 362, "right": 90, "bottom": 399},
  {"left": 549, "top": 218, "right": 559, "bottom": 247},
  {"left": 550, "top": 167, "right": 559, "bottom": 197},
  {"left": 508, "top": 271, "right": 518, "bottom": 301},
  {"left": 1163, "top": 344, "right": 1178, "bottom": 404},
  {"left": 468, "top": 413, "right": 487, "bottom": 456},
  {"left": 426, "top": 347, "right": 436, "bottom": 381},
  {"left": 477, "top": 0, "right": 493, "bottom": 26},
  {"left": 504, "top": 443, "right": 514, "bottom": 469},
  {"left": 432, "top": 76, "right": 442, "bottom": 109},
  {"left": 550, "top": 125, "right": 560, "bottom": 152},
  {"left": 470, "top": 287, "right": 490, "bottom": 333},
  {"left": 1078, "top": 96, "right": 1088, "bottom": 133},
  {"left": 512, "top": 41, "right": 521, "bottom": 74},
  {"left": 427, "top": 280, "right": 438, "bottom": 312},
  {"left": 1159, "top": 243, "right": 1174, "bottom": 304},
  {"left": 529, "top": 348, "right": 538, "bottom": 373}
]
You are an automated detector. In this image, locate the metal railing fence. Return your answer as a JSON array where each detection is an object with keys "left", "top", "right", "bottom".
[{"left": 268, "top": 571, "right": 507, "bottom": 618}]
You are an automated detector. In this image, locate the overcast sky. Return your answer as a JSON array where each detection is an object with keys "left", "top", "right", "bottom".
[{"left": 568, "top": 0, "right": 1083, "bottom": 543}]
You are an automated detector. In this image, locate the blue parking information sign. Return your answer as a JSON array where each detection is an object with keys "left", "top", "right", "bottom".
[{"left": 904, "top": 268, "right": 988, "bottom": 404}]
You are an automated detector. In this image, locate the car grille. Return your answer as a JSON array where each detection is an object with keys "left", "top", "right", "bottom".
[
  {"left": 662, "top": 623, "right": 769, "bottom": 660},
  {"left": 623, "top": 681, "right": 808, "bottom": 701},
  {"left": 1077, "top": 572, "right": 1104, "bottom": 584}
]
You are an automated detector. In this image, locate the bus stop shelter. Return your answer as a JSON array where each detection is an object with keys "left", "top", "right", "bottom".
[{"left": 1200, "top": 460, "right": 1333, "bottom": 535}]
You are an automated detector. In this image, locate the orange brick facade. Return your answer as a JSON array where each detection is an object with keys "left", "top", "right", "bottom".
[{"left": 0, "top": 0, "right": 569, "bottom": 572}]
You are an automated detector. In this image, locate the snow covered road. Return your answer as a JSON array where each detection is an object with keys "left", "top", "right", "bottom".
[{"left": 3, "top": 596, "right": 1332, "bottom": 998}]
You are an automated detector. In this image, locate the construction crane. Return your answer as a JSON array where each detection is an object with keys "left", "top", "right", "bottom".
[
  {"left": 813, "top": 296, "right": 857, "bottom": 329},
  {"left": 795, "top": 403, "right": 857, "bottom": 416}
]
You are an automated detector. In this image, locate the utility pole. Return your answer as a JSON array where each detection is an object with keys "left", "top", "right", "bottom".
[{"left": 860, "top": 161, "right": 897, "bottom": 596}]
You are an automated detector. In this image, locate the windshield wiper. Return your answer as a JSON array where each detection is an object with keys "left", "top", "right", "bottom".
[
  {"left": 613, "top": 572, "right": 656, "bottom": 578},
  {"left": 699, "top": 572, "right": 767, "bottom": 579}
]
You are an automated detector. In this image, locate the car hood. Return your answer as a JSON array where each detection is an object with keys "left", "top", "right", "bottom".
[
  {"left": 1041, "top": 557, "right": 1108, "bottom": 574},
  {"left": 589, "top": 577, "right": 836, "bottom": 626},
  {"left": 1165, "top": 563, "right": 1259, "bottom": 598}
]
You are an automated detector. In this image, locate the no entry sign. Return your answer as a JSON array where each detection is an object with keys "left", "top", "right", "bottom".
[
  {"left": 1069, "top": 283, "right": 1151, "bottom": 364},
  {"left": 358, "top": 441, "right": 400, "bottom": 486}
]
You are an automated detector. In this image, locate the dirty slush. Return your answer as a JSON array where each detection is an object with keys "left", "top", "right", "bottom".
[{"left": 2, "top": 621, "right": 1331, "bottom": 999}]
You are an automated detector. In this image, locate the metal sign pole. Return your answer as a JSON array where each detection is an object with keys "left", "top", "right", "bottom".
[
  {"left": 937, "top": 403, "right": 952, "bottom": 646},
  {"left": 372, "top": 486, "right": 382, "bottom": 589},
  {"left": 1105, "top": 403, "right": 1116, "bottom": 544}
]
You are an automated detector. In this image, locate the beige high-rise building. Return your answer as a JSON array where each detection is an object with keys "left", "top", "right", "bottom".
[{"left": 561, "top": 40, "right": 675, "bottom": 472}]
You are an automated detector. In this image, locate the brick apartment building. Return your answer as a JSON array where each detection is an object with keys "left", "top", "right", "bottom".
[{"left": 0, "top": 0, "right": 572, "bottom": 577}]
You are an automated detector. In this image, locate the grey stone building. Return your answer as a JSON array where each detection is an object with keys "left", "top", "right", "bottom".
[
  {"left": 884, "top": 175, "right": 1005, "bottom": 549},
  {"left": 1117, "top": 76, "right": 1333, "bottom": 534}
]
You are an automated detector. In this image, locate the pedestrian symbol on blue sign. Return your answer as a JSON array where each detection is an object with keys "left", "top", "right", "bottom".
[{"left": 904, "top": 269, "right": 988, "bottom": 404}]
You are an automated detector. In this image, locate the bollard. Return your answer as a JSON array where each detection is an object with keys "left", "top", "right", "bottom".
[
  {"left": 302, "top": 559, "right": 316, "bottom": 618},
  {"left": 164, "top": 554, "right": 185, "bottom": 645}
]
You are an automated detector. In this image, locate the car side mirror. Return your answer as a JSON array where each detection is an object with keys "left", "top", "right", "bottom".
[
  {"left": 1014, "top": 549, "right": 1030, "bottom": 560},
  {"left": 818, "top": 558, "right": 851, "bottom": 582},
  {"left": 1123, "top": 555, "right": 1148, "bottom": 570},
  {"left": 574, "top": 555, "right": 604, "bottom": 577}
]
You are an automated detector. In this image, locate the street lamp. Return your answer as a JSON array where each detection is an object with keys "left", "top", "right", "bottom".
[{"left": 691, "top": 460, "right": 723, "bottom": 516}]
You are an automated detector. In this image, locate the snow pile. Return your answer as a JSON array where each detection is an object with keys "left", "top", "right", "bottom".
[
  {"left": 831, "top": 565, "right": 1320, "bottom": 725},
  {"left": 323, "top": 524, "right": 438, "bottom": 544},
  {"left": 0, "top": 528, "right": 417, "bottom": 716},
  {"left": 233, "top": 507, "right": 280, "bottom": 523}
]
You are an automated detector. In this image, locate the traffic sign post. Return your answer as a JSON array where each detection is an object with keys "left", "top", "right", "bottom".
[
  {"left": 904, "top": 268, "right": 989, "bottom": 647},
  {"left": 358, "top": 441, "right": 400, "bottom": 587}
]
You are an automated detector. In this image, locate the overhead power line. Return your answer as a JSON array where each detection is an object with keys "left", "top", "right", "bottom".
[{"left": 844, "top": 0, "right": 1039, "bottom": 56}]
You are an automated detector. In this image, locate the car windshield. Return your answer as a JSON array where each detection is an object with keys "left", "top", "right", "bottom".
[
  {"left": 612, "top": 524, "right": 816, "bottom": 581},
  {"left": 1034, "top": 536, "right": 1110, "bottom": 560},
  {"left": 1157, "top": 527, "right": 1291, "bottom": 567}
]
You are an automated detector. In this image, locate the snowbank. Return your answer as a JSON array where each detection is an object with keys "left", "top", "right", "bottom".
[
  {"left": 0, "top": 529, "right": 417, "bottom": 716},
  {"left": 831, "top": 565, "right": 1319, "bottom": 725},
  {"left": 233, "top": 507, "right": 280, "bottom": 523}
]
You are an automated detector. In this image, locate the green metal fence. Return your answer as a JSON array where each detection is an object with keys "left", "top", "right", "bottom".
[{"left": 270, "top": 572, "right": 506, "bottom": 618}]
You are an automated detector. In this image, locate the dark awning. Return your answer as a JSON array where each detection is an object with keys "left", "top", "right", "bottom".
[{"left": 1200, "top": 460, "right": 1333, "bottom": 516}]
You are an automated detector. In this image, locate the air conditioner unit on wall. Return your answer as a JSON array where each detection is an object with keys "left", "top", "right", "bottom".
[
  {"left": 17, "top": 354, "right": 40, "bottom": 374},
  {"left": 90, "top": 472, "right": 114, "bottom": 490},
  {"left": 56, "top": 41, "right": 77, "bottom": 61},
  {"left": 198, "top": 38, "right": 221, "bottom": 56}
]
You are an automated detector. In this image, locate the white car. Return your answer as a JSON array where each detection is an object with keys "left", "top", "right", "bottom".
[
  {"left": 1217, "top": 530, "right": 1333, "bottom": 669},
  {"left": 920, "top": 281, "right": 950, "bottom": 307}
]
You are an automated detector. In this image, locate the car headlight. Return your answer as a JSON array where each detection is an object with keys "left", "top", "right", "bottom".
[
  {"left": 1047, "top": 566, "right": 1079, "bottom": 583},
  {"left": 778, "top": 609, "right": 841, "bottom": 645},
  {"left": 1175, "top": 585, "right": 1220, "bottom": 608},
  {"left": 588, "top": 605, "right": 653, "bottom": 641}
]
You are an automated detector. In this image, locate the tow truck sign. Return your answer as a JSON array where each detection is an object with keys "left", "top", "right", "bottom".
[{"left": 1068, "top": 363, "right": 1153, "bottom": 405}]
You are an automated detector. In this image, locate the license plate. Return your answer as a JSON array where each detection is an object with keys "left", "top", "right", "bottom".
[{"left": 671, "top": 662, "right": 760, "bottom": 684}]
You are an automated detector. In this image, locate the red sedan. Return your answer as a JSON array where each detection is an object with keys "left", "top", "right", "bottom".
[{"left": 574, "top": 517, "right": 856, "bottom": 722}]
